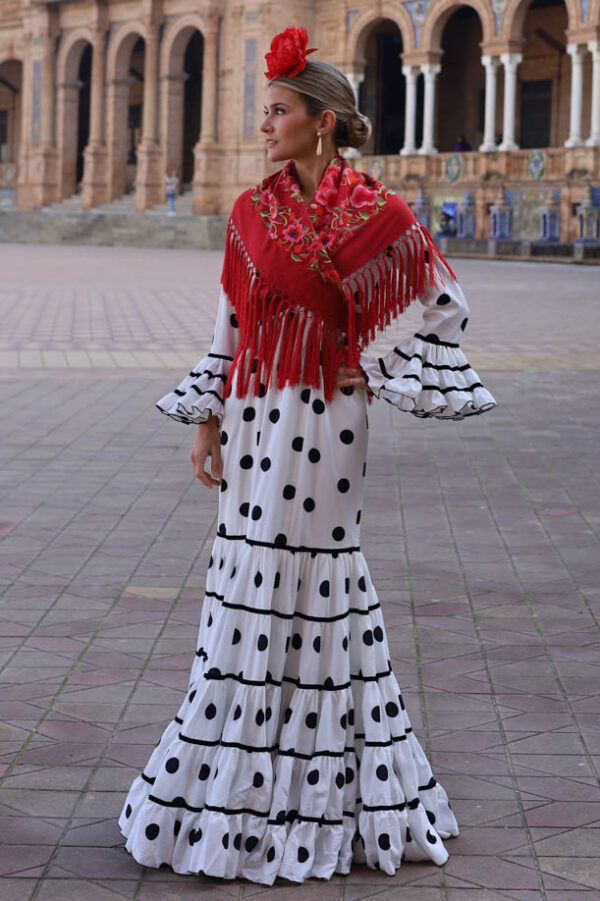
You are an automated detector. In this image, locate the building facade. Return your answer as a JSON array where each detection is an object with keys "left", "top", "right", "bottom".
[{"left": 0, "top": 0, "right": 599, "bottom": 243}]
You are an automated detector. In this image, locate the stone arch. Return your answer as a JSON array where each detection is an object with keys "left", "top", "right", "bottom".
[
  {"left": 347, "top": 3, "right": 415, "bottom": 62},
  {"left": 420, "top": 0, "right": 494, "bottom": 51},
  {"left": 56, "top": 29, "right": 93, "bottom": 198},
  {"left": 106, "top": 22, "right": 146, "bottom": 200},
  {"left": 161, "top": 13, "right": 209, "bottom": 74},
  {"left": 501, "top": 0, "right": 580, "bottom": 43},
  {"left": 0, "top": 56, "right": 23, "bottom": 199}
]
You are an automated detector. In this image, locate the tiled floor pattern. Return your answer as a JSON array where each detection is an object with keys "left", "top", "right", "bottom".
[{"left": 0, "top": 247, "right": 599, "bottom": 900}]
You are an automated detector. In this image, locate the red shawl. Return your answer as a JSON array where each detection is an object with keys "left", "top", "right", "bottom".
[{"left": 221, "top": 153, "right": 455, "bottom": 401}]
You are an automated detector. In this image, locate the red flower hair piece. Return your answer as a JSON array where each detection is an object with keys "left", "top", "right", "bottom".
[{"left": 264, "top": 26, "right": 317, "bottom": 80}]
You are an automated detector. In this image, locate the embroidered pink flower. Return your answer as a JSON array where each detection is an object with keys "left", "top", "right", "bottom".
[
  {"left": 282, "top": 221, "right": 309, "bottom": 244},
  {"left": 349, "top": 183, "right": 379, "bottom": 209}
]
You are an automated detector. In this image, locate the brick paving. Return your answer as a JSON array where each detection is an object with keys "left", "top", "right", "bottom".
[{"left": 0, "top": 245, "right": 599, "bottom": 901}]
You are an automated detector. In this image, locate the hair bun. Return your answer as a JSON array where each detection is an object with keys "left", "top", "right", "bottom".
[{"left": 347, "top": 111, "right": 372, "bottom": 148}]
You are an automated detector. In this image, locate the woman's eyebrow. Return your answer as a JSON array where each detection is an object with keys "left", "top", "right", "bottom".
[{"left": 263, "top": 102, "right": 290, "bottom": 109}]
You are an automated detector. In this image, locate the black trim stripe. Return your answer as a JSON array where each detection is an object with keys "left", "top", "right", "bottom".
[
  {"left": 198, "top": 665, "right": 393, "bottom": 690},
  {"left": 176, "top": 731, "right": 409, "bottom": 756},
  {"left": 393, "top": 347, "right": 471, "bottom": 373},
  {"left": 418, "top": 381, "right": 483, "bottom": 395},
  {"left": 216, "top": 533, "right": 360, "bottom": 555},
  {"left": 378, "top": 358, "right": 393, "bottom": 380},
  {"left": 414, "top": 333, "right": 459, "bottom": 348},
  {"left": 189, "top": 369, "right": 228, "bottom": 382},
  {"left": 208, "top": 352, "right": 234, "bottom": 361},
  {"left": 205, "top": 589, "right": 381, "bottom": 622},
  {"left": 190, "top": 385, "right": 222, "bottom": 399}
]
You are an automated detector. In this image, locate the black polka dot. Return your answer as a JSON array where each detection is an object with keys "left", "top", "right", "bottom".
[
  {"left": 303, "top": 497, "right": 315, "bottom": 512},
  {"left": 308, "top": 448, "right": 320, "bottom": 463},
  {"left": 255, "top": 709, "right": 265, "bottom": 726},
  {"left": 239, "top": 502, "right": 249, "bottom": 517},
  {"left": 260, "top": 457, "right": 271, "bottom": 471},
  {"left": 297, "top": 578, "right": 302, "bottom": 592},
  {"left": 222, "top": 832, "right": 229, "bottom": 849},
  {"left": 341, "top": 385, "right": 354, "bottom": 395},
  {"left": 269, "top": 408, "right": 280, "bottom": 423},
  {"left": 284, "top": 706, "right": 292, "bottom": 723},
  {"left": 291, "top": 632, "right": 302, "bottom": 650},
  {"left": 358, "top": 576, "right": 367, "bottom": 592},
  {"left": 240, "top": 454, "right": 253, "bottom": 469},
  {"left": 258, "top": 383, "right": 266, "bottom": 397},
  {"left": 242, "top": 406, "right": 255, "bottom": 422},
  {"left": 230, "top": 566, "right": 237, "bottom": 578},
  {"left": 342, "top": 635, "right": 349, "bottom": 651},
  {"left": 406, "top": 826, "right": 412, "bottom": 842},
  {"left": 461, "top": 316, "right": 469, "bottom": 331},
  {"left": 274, "top": 571, "right": 281, "bottom": 588},
  {"left": 305, "top": 711, "right": 317, "bottom": 728},
  {"left": 218, "top": 557, "right": 224, "bottom": 570},
  {"left": 254, "top": 571, "right": 263, "bottom": 587},
  {"left": 426, "top": 810, "right": 436, "bottom": 824},
  {"left": 345, "top": 578, "right": 350, "bottom": 594},
  {"left": 298, "top": 846, "right": 309, "bottom": 863},
  {"left": 189, "top": 827, "right": 202, "bottom": 845},
  {"left": 234, "top": 832, "right": 242, "bottom": 850},
  {"left": 319, "top": 580, "right": 330, "bottom": 598},
  {"left": 345, "top": 766, "right": 354, "bottom": 783},
  {"left": 267, "top": 845, "right": 275, "bottom": 861},
  {"left": 233, "top": 704, "right": 242, "bottom": 720},
  {"left": 312, "top": 399, "right": 325, "bottom": 414},
  {"left": 232, "top": 628, "right": 241, "bottom": 645},
  {"left": 307, "top": 769, "right": 319, "bottom": 784},
  {"left": 385, "top": 701, "right": 399, "bottom": 717},
  {"left": 340, "top": 429, "right": 354, "bottom": 444},
  {"left": 378, "top": 833, "right": 390, "bottom": 851},
  {"left": 427, "top": 829, "right": 438, "bottom": 844},
  {"left": 376, "top": 764, "right": 389, "bottom": 781},
  {"left": 145, "top": 822, "right": 160, "bottom": 840},
  {"left": 348, "top": 708, "right": 355, "bottom": 725},
  {"left": 188, "top": 689, "right": 196, "bottom": 702},
  {"left": 230, "top": 313, "right": 239, "bottom": 328},
  {"left": 436, "top": 293, "right": 451, "bottom": 305},
  {"left": 257, "top": 633, "right": 268, "bottom": 651},
  {"left": 332, "top": 526, "right": 345, "bottom": 541},
  {"left": 251, "top": 505, "right": 262, "bottom": 520},
  {"left": 336, "top": 772, "right": 345, "bottom": 789},
  {"left": 174, "top": 819, "right": 181, "bottom": 836},
  {"left": 266, "top": 707, "right": 272, "bottom": 721},
  {"left": 208, "top": 556, "right": 214, "bottom": 568},
  {"left": 245, "top": 835, "right": 259, "bottom": 852},
  {"left": 292, "top": 437, "right": 304, "bottom": 451},
  {"left": 207, "top": 613, "right": 213, "bottom": 627},
  {"left": 399, "top": 693, "right": 406, "bottom": 710},
  {"left": 165, "top": 757, "right": 179, "bottom": 774},
  {"left": 283, "top": 484, "right": 296, "bottom": 499},
  {"left": 205, "top": 703, "right": 217, "bottom": 719},
  {"left": 340, "top": 713, "right": 347, "bottom": 729},
  {"left": 337, "top": 478, "right": 350, "bottom": 493},
  {"left": 125, "top": 803, "right": 132, "bottom": 818},
  {"left": 220, "top": 431, "right": 228, "bottom": 445},
  {"left": 275, "top": 809, "right": 286, "bottom": 825},
  {"left": 356, "top": 509, "right": 362, "bottom": 525},
  {"left": 371, "top": 705, "right": 381, "bottom": 722},
  {"left": 374, "top": 625, "right": 384, "bottom": 642},
  {"left": 274, "top": 533, "right": 287, "bottom": 547},
  {"left": 199, "top": 763, "right": 210, "bottom": 780},
  {"left": 301, "top": 388, "right": 311, "bottom": 403},
  {"left": 253, "top": 772, "right": 264, "bottom": 788}
]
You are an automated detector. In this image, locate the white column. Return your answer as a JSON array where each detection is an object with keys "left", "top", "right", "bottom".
[
  {"left": 565, "top": 43, "right": 586, "bottom": 147},
  {"left": 479, "top": 55, "right": 500, "bottom": 152},
  {"left": 199, "top": 27, "right": 218, "bottom": 145},
  {"left": 586, "top": 41, "right": 600, "bottom": 146},
  {"left": 345, "top": 71, "right": 364, "bottom": 106},
  {"left": 419, "top": 63, "right": 440, "bottom": 154},
  {"left": 499, "top": 53, "right": 521, "bottom": 150},
  {"left": 401, "top": 65, "right": 419, "bottom": 155}
]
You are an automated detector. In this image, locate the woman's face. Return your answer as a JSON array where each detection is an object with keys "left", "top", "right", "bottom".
[{"left": 260, "top": 83, "right": 331, "bottom": 164}]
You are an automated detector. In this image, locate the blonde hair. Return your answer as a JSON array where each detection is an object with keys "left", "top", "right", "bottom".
[{"left": 268, "top": 61, "right": 372, "bottom": 149}]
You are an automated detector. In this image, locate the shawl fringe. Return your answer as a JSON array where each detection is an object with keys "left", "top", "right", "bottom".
[{"left": 222, "top": 218, "right": 455, "bottom": 402}]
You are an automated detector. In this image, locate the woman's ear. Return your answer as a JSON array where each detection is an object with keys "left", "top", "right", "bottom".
[{"left": 321, "top": 109, "right": 337, "bottom": 137}]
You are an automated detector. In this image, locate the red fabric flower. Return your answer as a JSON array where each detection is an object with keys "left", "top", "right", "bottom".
[{"left": 264, "top": 26, "right": 317, "bottom": 80}]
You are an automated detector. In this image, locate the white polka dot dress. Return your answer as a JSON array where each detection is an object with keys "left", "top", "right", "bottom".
[{"left": 119, "top": 266, "right": 495, "bottom": 884}]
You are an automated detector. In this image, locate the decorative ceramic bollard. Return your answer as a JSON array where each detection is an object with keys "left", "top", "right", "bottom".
[
  {"left": 490, "top": 191, "right": 512, "bottom": 239},
  {"left": 412, "top": 187, "right": 432, "bottom": 230},
  {"left": 539, "top": 190, "right": 560, "bottom": 242},
  {"left": 457, "top": 189, "right": 475, "bottom": 239},
  {"left": 576, "top": 185, "right": 600, "bottom": 243}
]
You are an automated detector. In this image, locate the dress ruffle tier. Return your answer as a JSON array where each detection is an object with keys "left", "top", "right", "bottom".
[
  {"left": 119, "top": 538, "right": 458, "bottom": 884},
  {"left": 156, "top": 353, "right": 231, "bottom": 426},
  {"left": 360, "top": 336, "right": 497, "bottom": 420}
]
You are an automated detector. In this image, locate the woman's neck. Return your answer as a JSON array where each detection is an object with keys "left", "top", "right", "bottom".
[{"left": 293, "top": 148, "right": 338, "bottom": 203}]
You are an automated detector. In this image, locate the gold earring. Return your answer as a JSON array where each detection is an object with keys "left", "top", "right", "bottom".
[{"left": 316, "top": 131, "right": 322, "bottom": 156}]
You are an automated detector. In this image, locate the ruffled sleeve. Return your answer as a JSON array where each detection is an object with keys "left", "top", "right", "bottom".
[
  {"left": 156, "top": 286, "right": 239, "bottom": 426},
  {"left": 359, "top": 258, "right": 497, "bottom": 420}
]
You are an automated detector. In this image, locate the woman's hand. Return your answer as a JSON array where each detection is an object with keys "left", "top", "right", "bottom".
[
  {"left": 190, "top": 415, "right": 222, "bottom": 488},
  {"left": 336, "top": 364, "right": 367, "bottom": 389}
]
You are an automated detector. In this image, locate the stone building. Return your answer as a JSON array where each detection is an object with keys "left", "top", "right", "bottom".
[{"left": 0, "top": 0, "right": 599, "bottom": 243}]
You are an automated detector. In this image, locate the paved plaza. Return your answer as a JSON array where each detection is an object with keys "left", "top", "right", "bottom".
[{"left": 0, "top": 245, "right": 599, "bottom": 901}]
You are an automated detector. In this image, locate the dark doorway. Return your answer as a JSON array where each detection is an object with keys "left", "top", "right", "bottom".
[
  {"left": 183, "top": 31, "right": 204, "bottom": 184},
  {"left": 76, "top": 44, "right": 91, "bottom": 183},
  {"left": 362, "top": 21, "right": 404, "bottom": 155},
  {"left": 520, "top": 79, "right": 552, "bottom": 147}
]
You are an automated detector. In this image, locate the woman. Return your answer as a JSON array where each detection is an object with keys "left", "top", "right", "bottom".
[{"left": 119, "top": 26, "right": 496, "bottom": 885}]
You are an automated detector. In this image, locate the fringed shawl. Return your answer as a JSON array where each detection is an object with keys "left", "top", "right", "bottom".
[{"left": 221, "top": 153, "right": 455, "bottom": 401}]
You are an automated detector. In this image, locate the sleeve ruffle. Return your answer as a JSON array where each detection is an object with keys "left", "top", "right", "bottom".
[
  {"left": 360, "top": 336, "right": 497, "bottom": 421},
  {"left": 155, "top": 355, "right": 231, "bottom": 426}
]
